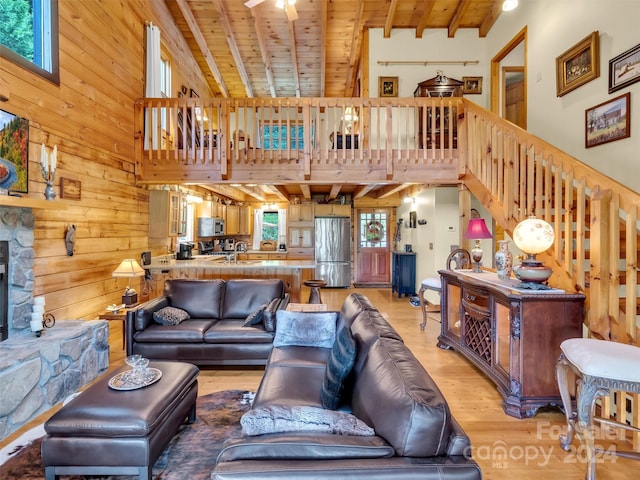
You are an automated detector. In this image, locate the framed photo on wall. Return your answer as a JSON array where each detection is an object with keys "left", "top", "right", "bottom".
[
  {"left": 585, "top": 92, "right": 630, "bottom": 148},
  {"left": 556, "top": 31, "right": 600, "bottom": 97},
  {"left": 0, "top": 109, "right": 29, "bottom": 193},
  {"left": 462, "top": 76, "right": 482, "bottom": 94},
  {"left": 378, "top": 76, "right": 398, "bottom": 97},
  {"left": 608, "top": 43, "right": 640, "bottom": 94}
]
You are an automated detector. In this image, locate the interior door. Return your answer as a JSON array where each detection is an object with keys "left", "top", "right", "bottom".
[{"left": 356, "top": 209, "right": 390, "bottom": 285}]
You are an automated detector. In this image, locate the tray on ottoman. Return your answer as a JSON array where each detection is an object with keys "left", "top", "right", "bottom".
[{"left": 41, "top": 360, "right": 199, "bottom": 480}]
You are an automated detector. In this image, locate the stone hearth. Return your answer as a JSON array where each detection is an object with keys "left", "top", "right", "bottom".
[{"left": 0, "top": 320, "right": 110, "bottom": 440}]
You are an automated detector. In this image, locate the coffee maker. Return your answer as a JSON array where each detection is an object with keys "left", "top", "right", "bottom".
[{"left": 176, "top": 243, "right": 194, "bottom": 260}]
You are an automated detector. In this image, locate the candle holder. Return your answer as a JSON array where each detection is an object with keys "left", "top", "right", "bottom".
[{"left": 40, "top": 144, "right": 57, "bottom": 200}]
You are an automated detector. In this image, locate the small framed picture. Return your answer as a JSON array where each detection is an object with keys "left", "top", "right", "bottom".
[
  {"left": 60, "top": 177, "right": 81, "bottom": 200},
  {"left": 585, "top": 92, "right": 630, "bottom": 148},
  {"left": 462, "top": 76, "right": 482, "bottom": 94},
  {"left": 608, "top": 43, "right": 640, "bottom": 94},
  {"left": 378, "top": 76, "right": 398, "bottom": 97},
  {"left": 556, "top": 31, "right": 600, "bottom": 97}
]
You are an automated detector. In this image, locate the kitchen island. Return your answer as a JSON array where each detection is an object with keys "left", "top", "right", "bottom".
[{"left": 146, "top": 256, "right": 316, "bottom": 302}]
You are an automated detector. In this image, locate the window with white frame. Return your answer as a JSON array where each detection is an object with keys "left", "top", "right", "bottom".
[
  {"left": 253, "top": 208, "right": 287, "bottom": 250},
  {"left": 0, "top": 0, "right": 59, "bottom": 84}
]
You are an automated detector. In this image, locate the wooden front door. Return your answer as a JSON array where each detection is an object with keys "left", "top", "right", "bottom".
[{"left": 356, "top": 209, "right": 391, "bottom": 285}]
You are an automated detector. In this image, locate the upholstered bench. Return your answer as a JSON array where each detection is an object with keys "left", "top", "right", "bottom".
[{"left": 41, "top": 360, "right": 199, "bottom": 480}]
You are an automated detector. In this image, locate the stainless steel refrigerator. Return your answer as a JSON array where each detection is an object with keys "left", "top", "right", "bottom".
[{"left": 314, "top": 217, "right": 351, "bottom": 287}]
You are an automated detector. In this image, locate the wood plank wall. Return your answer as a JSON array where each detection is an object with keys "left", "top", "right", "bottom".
[{"left": 0, "top": 0, "right": 211, "bottom": 321}]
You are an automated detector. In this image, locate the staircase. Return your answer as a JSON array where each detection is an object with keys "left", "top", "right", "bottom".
[{"left": 461, "top": 101, "right": 639, "bottom": 449}]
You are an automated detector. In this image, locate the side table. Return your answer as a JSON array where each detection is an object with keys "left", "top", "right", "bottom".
[{"left": 99, "top": 308, "right": 134, "bottom": 350}]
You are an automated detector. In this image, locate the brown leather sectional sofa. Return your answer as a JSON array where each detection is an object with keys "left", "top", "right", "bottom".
[
  {"left": 125, "top": 278, "right": 288, "bottom": 366},
  {"left": 212, "top": 293, "right": 481, "bottom": 479}
]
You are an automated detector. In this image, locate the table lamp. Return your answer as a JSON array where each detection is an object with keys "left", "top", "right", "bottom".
[
  {"left": 112, "top": 259, "right": 145, "bottom": 306},
  {"left": 464, "top": 218, "right": 492, "bottom": 273},
  {"left": 512, "top": 216, "right": 555, "bottom": 285}
]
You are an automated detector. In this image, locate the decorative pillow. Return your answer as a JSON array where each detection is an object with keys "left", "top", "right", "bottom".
[
  {"left": 243, "top": 304, "right": 267, "bottom": 327},
  {"left": 273, "top": 311, "right": 337, "bottom": 348},
  {"left": 241, "top": 405, "right": 374, "bottom": 437},
  {"left": 321, "top": 325, "right": 357, "bottom": 409},
  {"left": 262, "top": 297, "right": 281, "bottom": 332},
  {"left": 153, "top": 306, "right": 190, "bottom": 326}
]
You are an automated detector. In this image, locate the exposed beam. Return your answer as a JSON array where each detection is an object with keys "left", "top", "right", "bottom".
[
  {"left": 383, "top": 0, "right": 400, "bottom": 38},
  {"left": 232, "top": 184, "right": 266, "bottom": 201},
  {"left": 479, "top": 1, "right": 503, "bottom": 38},
  {"left": 344, "top": 0, "right": 366, "bottom": 97},
  {"left": 212, "top": 0, "right": 253, "bottom": 97},
  {"left": 352, "top": 183, "right": 379, "bottom": 199},
  {"left": 299, "top": 184, "right": 311, "bottom": 200},
  {"left": 328, "top": 184, "right": 342, "bottom": 200},
  {"left": 260, "top": 184, "right": 290, "bottom": 201},
  {"left": 374, "top": 183, "right": 410, "bottom": 199},
  {"left": 287, "top": 21, "right": 301, "bottom": 98},
  {"left": 201, "top": 184, "right": 247, "bottom": 201},
  {"left": 448, "top": 0, "right": 472, "bottom": 38},
  {"left": 416, "top": 0, "right": 437, "bottom": 38},
  {"left": 250, "top": 5, "right": 277, "bottom": 97},
  {"left": 175, "top": 0, "right": 230, "bottom": 97}
]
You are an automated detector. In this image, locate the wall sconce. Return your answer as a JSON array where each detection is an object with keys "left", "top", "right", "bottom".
[
  {"left": 464, "top": 218, "right": 492, "bottom": 272},
  {"left": 341, "top": 107, "right": 359, "bottom": 134},
  {"left": 112, "top": 259, "right": 145, "bottom": 306},
  {"left": 512, "top": 216, "right": 555, "bottom": 286}
]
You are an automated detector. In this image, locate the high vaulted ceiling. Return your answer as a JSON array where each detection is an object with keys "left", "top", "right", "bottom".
[{"left": 165, "top": 0, "right": 507, "bottom": 202}]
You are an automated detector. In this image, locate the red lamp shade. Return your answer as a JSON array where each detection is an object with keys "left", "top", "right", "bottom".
[{"left": 464, "top": 218, "right": 492, "bottom": 240}]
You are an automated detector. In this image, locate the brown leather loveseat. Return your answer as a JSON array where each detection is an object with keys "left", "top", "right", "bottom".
[
  {"left": 126, "top": 278, "right": 288, "bottom": 366},
  {"left": 212, "top": 293, "right": 481, "bottom": 479}
]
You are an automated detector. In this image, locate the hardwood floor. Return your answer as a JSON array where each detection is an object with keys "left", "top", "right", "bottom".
[{"left": 3, "top": 287, "right": 637, "bottom": 479}]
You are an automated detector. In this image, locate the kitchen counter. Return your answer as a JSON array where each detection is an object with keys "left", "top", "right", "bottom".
[{"left": 146, "top": 255, "right": 315, "bottom": 302}]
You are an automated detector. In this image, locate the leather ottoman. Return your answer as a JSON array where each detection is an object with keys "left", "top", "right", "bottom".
[{"left": 41, "top": 361, "right": 199, "bottom": 480}]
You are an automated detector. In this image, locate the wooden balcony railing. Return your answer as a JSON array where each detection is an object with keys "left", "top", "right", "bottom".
[
  {"left": 135, "top": 95, "right": 639, "bottom": 448},
  {"left": 134, "top": 97, "right": 464, "bottom": 185}
]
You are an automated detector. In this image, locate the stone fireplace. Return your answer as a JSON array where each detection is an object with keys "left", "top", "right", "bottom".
[{"left": 0, "top": 205, "right": 109, "bottom": 440}]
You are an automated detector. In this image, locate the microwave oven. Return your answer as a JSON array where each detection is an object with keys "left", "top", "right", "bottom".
[{"left": 197, "top": 217, "right": 225, "bottom": 237}]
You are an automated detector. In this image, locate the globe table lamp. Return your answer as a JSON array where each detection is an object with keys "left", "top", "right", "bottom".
[
  {"left": 464, "top": 218, "right": 492, "bottom": 273},
  {"left": 512, "top": 217, "right": 555, "bottom": 285},
  {"left": 112, "top": 259, "right": 145, "bottom": 306}
]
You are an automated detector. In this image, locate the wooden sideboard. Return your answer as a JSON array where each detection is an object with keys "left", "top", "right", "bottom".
[{"left": 438, "top": 269, "right": 585, "bottom": 419}]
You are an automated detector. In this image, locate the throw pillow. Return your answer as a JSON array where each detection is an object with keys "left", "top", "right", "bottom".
[
  {"left": 321, "top": 325, "right": 357, "bottom": 409},
  {"left": 273, "top": 310, "right": 337, "bottom": 348},
  {"left": 153, "top": 306, "right": 190, "bottom": 326},
  {"left": 243, "top": 304, "right": 267, "bottom": 327},
  {"left": 241, "top": 405, "right": 374, "bottom": 436},
  {"left": 262, "top": 297, "right": 281, "bottom": 332}
]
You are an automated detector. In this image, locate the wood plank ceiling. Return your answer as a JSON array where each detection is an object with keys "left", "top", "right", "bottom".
[{"left": 165, "top": 0, "right": 506, "bottom": 203}]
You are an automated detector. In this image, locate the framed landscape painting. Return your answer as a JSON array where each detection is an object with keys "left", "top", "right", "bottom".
[
  {"left": 585, "top": 93, "right": 630, "bottom": 148},
  {"left": 608, "top": 43, "right": 640, "bottom": 93},
  {"left": 0, "top": 109, "right": 29, "bottom": 193}
]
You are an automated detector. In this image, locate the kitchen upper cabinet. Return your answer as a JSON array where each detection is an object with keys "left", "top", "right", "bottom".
[
  {"left": 315, "top": 204, "right": 351, "bottom": 217},
  {"left": 239, "top": 206, "right": 253, "bottom": 235},
  {"left": 225, "top": 205, "right": 240, "bottom": 235},
  {"left": 149, "top": 190, "right": 185, "bottom": 238},
  {"left": 288, "top": 226, "right": 314, "bottom": 249},
  {"left": 288, "top": 204, "right": 315, "bottom": 224},
  {"left": 197, "top": 200, "right": 225, "bottom": 219}
]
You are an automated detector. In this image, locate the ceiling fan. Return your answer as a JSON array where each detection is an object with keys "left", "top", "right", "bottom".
[{"left": 244, "top": 0, "right": 298, "bottom": 22}]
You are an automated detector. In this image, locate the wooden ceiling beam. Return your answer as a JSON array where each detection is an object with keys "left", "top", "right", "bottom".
[
  {"left": 479, "top": 1, "right": 503, "bottom": 38},
  {"left": 344, "top": 0, "right": 366, "bottom": 97},
  {"left": 232, "top": 184, "right": 266, "bottom": 201},
  {"left": 383, "top": 0, "right": 400, "bottom": 38},
  {"left": 201, "top": 184, "right": 247, "bottom": 201},
  {"left": 416, "top": 0, "right": 437, "bottom": 38},
  {"left": 287, "top": 21, "right": 301, "bottom": 98},
  {"left": 328, "top": 184, "right": 342, "bottom": 200},
  {"left": 174, "top": 0, "right": 229, "bottom": 97},
  {"left": 260, "top": 184, "right": 290, "bottom": 201},
  {"left": 299, "top": 184, "right": 312, "bottom": 200},
  {"left": 212, "top": 0, "right": 253, "bottom": 97},
  {"left": 250, "top": 5, "right": 277, "bottom": 98},
  {"left": 352, "top": 183, "right": 379, "bottom": 199},
  {"left": 448, "top": 0, "right": 472, "bottom": 38},
  {"left": 374, "top": 183, "right": 410, "bottom": 199}
]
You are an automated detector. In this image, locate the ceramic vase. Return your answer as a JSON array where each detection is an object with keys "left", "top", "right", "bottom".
[{"left": 495, "top": 240, "right": 513, "bottom": 280}]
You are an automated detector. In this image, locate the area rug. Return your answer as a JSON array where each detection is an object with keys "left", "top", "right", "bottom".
[{"left": 0, "top": 390, "right": 254, "bottom": 480}]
